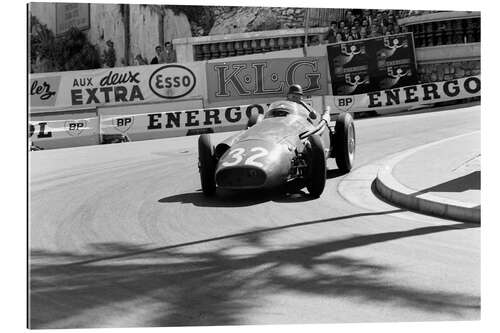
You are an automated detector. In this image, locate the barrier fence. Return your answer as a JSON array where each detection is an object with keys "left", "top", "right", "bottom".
[{"left": 29, "top": 75, "right": 480, "bottom": 150}]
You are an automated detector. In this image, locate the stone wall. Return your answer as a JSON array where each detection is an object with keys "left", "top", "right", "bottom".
[
  {"left": 87, "top": 4, "right": 125, "bottom": 66},
  {"left": 129, "top": 5, "right": 161, "bottom": 66},
  {"left": 29, "top": 2, "right": 56, "bottom": 31},
  {"left": 163, "top": 8, "right": 192, "bottom": 44},
  {"left": 29, "top": 3, "right": 191, "bottom": 70}
]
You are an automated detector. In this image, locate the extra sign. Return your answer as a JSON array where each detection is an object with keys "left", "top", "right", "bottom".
[{"left": 29, "top": 62, "right": 205, "bottom": 112}]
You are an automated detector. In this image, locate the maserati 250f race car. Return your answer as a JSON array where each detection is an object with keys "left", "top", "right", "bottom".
[{"left": 197, "top": 100, "right": 355, "bottom": 198}]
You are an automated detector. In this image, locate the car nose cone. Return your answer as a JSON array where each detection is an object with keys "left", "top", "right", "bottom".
[{"left": 215, "top": 139, "right": 293, "bottom": 189}]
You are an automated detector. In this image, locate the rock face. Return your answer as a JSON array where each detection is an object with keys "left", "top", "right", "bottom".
[
  {"left": 209, "top": 6, "right": 305, "bottom": 36},
  {"left": 163, "top": 8, "right": 192, "bottom": 43}
]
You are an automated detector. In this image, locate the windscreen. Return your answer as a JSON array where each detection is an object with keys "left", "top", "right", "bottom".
[{"left": 265, "top": 101, "right": 309, "bottom": 119}]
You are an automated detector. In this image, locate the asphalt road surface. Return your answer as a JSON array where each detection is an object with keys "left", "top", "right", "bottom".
[{"left": 29, "top": 105, "right": 480, "bottom": 328}]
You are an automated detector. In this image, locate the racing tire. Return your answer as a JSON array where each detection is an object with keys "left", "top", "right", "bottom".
[
  {"left": 334, "top": 112, "right": 355, "bottom": 173},
  {"left": 247, "top": 113, "right": 263, "bottom": 128},
  {"left": 198, "top": 134, "right": 217, "bottom": 196},
  {"left": 306, "top": 134, "right": 327, "bottom": 198}
]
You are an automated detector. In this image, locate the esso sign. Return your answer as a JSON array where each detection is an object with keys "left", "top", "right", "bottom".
[{"left": 149, "top": 65, "right": 196, "bottom": 99}]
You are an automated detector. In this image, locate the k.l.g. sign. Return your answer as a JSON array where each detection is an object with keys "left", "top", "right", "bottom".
[{"left": 206, "top": 57, "right": 329, "bottom": 103}]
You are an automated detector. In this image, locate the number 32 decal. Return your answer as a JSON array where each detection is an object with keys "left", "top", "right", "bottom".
[{"left": 222, "top": 147, "right": 269, "bottom": 168}]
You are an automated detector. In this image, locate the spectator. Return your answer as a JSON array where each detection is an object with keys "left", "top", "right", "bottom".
[
  {"left": 135, "top": 54, "right": 148, "bottom": 65},
  {"left": 325, "top": 8, "right": 406, "bottom": 43},
  {"left": 387, "top": 23, "right": 395, "bottom": 34},
  {"left": 345, "top": 10, "right": 354, "bottom": 26},
  {"left": 360, "top": 27, "right": 368, "bottom": 39},
  {"left": 353, "top": 18, "right": 361, "bottom": 30},
  {"left": 335, "top": 32, "right": 344, "bottom": 43},
  {"left": 388, "top": 13, "right": 397, "bottom": 26},
  {"left": 103, "top": 40, "right": 116, "bottom": 68},
  {"left": 342, "top": 26, "right": 350, "bottom": 40},
  {"left": 326, "top": 20, "right": 338, "bottom": 43},
  {"left": 351, "top": 26, "right": 361, "bottom": 40},
  {"left": 370, "top": 25, "right": 382, "bottom": 38},
  {"left": 150, "top": 45, "right": 162, "bottom": 64},
  {"left": 366, "top": 12, "right": 374, "bottom": 26},
  {"left": 159, "top": 47, "right": 168, "bottom": 63},
  {"left": 381, "top": 11, "right": 389, "bottom": 23},
  {"left": 164, "top": 41, "right": 177, "bottom": 63}
]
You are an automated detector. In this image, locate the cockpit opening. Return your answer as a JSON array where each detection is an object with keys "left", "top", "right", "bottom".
[{"left": 264, "top": 100, "right": 310, "bottom": 119}]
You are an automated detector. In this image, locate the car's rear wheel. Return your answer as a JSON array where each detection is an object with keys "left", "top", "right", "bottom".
[
  {"left": 334, "top": 112, "right": 355, "bottom": 172},
  {"left": 198, "top": 134, "right": 216, "bottom": 196},
  {"left": 306, "top": 134, "right": 326, "bottom": 198}
]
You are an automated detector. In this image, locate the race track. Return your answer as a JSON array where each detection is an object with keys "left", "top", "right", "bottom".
[{"left": 29, "top": 106, "right": 480, "bottom": 328}]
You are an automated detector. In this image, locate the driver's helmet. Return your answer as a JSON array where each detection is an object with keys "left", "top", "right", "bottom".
[
  {"left": 265, "top": 100, "right": 309, "bottom": 119},
  {"left": 288, "top": 84, "right": 303, "bottom": 96},
  {"left": 287, "top": 84, "right": 304, "bottom": 103}
]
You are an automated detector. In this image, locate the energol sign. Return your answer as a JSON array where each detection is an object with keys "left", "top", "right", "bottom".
[{"left": 331, "top": 76, "right": 481, "bottom": 113}]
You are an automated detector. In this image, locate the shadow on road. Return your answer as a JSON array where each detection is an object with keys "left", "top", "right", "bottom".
[
  {"left": 30, "top": 210, "right": 479, "bottom": 328},
  {"left": 158, "top": 167, "right": 347, "bottom": 207}
]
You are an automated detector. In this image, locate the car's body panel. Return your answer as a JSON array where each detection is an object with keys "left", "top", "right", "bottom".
[{"left": 212, "top": 101, "right": 332, "bottom": 190}]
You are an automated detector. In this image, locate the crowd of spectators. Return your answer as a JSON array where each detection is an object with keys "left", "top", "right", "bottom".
[
  {"left": 134, "top": 41, "right": 177, "bottom": 66},
  {"left": 325, "top": 9, "right": 408, "bottom": 43}
]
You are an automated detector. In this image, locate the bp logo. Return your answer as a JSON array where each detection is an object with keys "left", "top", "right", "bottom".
[
  {"left": 65, "top": 120, "right": 87, "bottom": 136},
  {"left": 112, "top": 116, "right": 134, "bottom": 133},
  {"left": 334, "top": 96, "right": 354, "bottom": 112}
]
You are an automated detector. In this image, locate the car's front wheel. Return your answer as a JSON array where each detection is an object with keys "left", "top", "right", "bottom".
[
  {"left": 306, "top": 134, "right": 326, "bottom": 198},
  {"left": 198, "top": 134, "right": 217, "bottom": 196}
]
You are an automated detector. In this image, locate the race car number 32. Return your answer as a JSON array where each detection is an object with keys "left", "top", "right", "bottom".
[{"left": 222, "top": 147, "right": 268, "bottom": 168}]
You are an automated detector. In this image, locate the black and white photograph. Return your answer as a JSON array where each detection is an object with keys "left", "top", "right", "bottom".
[{"left": 23, "top": 0, "right": 488, "bottom": 330}]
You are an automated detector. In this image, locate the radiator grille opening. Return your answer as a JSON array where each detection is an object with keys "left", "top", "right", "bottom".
[{"left": 216, "top": 167, "right": 266, "bottom": 187}]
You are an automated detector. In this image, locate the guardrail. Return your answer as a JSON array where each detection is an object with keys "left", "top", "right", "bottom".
[{"left": 30, "top": 76, "right": 481, "bottom": 150}]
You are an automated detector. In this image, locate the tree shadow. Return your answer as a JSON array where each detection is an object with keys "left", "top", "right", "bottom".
[
  {"left": 414, "top": 171, "right": 481, "bottom": 195},
  {"left": 30, "top": 211, "right": 479, "bottom": 328}
]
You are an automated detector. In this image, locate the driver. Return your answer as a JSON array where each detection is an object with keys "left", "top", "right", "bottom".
[{"left": 286, "top": 84, "right": 318, "bottom": 120}]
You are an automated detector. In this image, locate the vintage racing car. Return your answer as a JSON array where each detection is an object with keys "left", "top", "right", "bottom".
[{"left": 197, "top": 100, "right": 355, "bottom": 198}]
